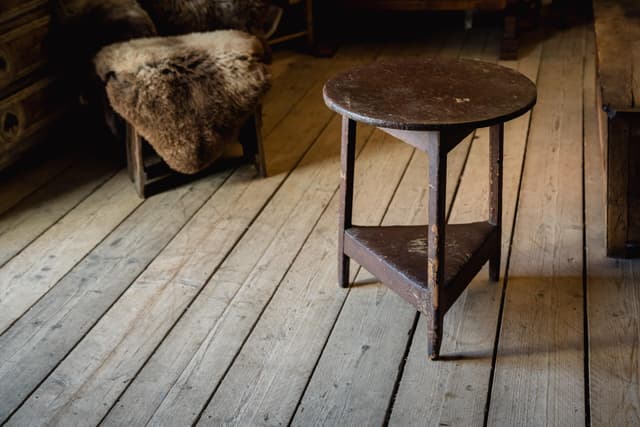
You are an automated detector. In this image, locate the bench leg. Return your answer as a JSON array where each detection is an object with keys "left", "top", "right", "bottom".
[
  {"left": 240, "top": 107, "right": 267, "bottom": 177},
  {"left": 126, "top": 123, "right": 147, "bottom": 198},
  {"left": 339, "top": 117, "right": 356, "bottom": 288},
  {"left": 127, "top": 108, "right": 267, "bottom": 199}
]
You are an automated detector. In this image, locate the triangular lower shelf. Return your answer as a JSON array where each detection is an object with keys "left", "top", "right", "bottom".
[{"left": 343, "top": 222, "right": 497, "bottom": 313}]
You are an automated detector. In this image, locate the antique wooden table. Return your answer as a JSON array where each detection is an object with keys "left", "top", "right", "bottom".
[{"left": 323, "top": 58, "right": 536, "bottom": 359}]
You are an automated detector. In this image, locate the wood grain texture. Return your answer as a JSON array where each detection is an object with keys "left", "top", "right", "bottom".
[
  {"left": 592, "top": 0, "right": 640, "bottom": 109},
  {"left": 291, "top": 146, "right": 436, "bottom": 427},
  {"left": 390, "top": 29, "right": 542, "bottom": 427},
  {"left": 323, "top": 58, "right": 536, "bottom": 131},
  {"left": 0, "top": 153, "right": 118, "bottom": 268},
  {"left": 0, "top": 78, "right": 71, "bottom": 170},
  {"left": 264, "top": 61, "right": 374, "bottom": 176},
  {"left": 262, "top": 51, "right": 380, "bottom": 136},
  {"left": 487, "top": 25, "right": 587, "bottom": 426},
  {"left": 6, "top": 166, "right": 273, "bottom": 427},
  {"left": 0, "top": 170, "right": 229, "bottom": 424},
  {"left": 0, "top": 26, "right": 626, "bottom": 427},
  {"left": 5, "top": 47, "right": 378, "bottom": 426},
  {"left": 338, "top": 116, "right": 356, "bottom": 287},
  {"left": 0, "top": 0, "right": 46, "bottom": 25},
  {"left": 605, "top": 115, "right": 630, "bottom": 256},
  {"left": 195, "top": 33, "right": 476, "bottom": 424},
  {"left": 0, "top": 152, "right": 73, "bottom": 217},
  {"left": 262, "top": 52, "right": 332, "bottom": 136},
  {"left": 0, "top": 12, "right": 51, "bottom": 94},
  {"left": 101, "top": 115, "right": 374, "bottom": 427},
  {"left": 197, "top": 132, "right": 413, "bottom": 427},
  {"left": 593, "top": 0, "right": 640, "bottom": 255},
  {"left": 290, "top": 29, "right": 485, "bottom": 426},
  {"left": 585, "top": 28, "right": 640, "bottom": 427},
  {"left": 0, "top": 170, "right": 142, "bottom": 335}
]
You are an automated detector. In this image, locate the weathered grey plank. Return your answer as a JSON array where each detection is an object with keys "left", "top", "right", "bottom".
[
  {"left": 487, "top": 25, "right": 587, "bottom": 427},
  {"left": 592, "top": 0, "right": 640, "bottom": 108},
  {"left": 0, "top": 151, "right": 73, "bottom": 217},
  {"left": 264, "top": 53, "right": 382, "bottom": 176},
  {"left": 263, "top": 51, "right": 332, "bottom": 135},
  {"left": 5, "top": 48, "right": 377, "bottom": 426},
  {"left": 388, "top": 29, "right": 541, "bottom": 427},
  {"left": 0, "top": 171, "right": 142, "bottom": 335},
  {"left": 102, "top": 116, "right": 375, "bottom": 427},
  {"left": 0, "top": 154, "right": 118, "bottom": 267},
  {"left": 585, "top": 27, "right": 640, "bottom": 427},
  {"left": 196, "top": 132, "right": 413, "bottom": 427},
  {"left": 0, "top": 170, "right": 230, "bottom": 424}
]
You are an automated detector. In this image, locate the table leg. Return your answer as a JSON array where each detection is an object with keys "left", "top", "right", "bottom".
[
  {"left": 427, "top": 136, "right": 447, "bottom": 360},
  {"left": 338, "top": 116, "right": 356, "bottom": 287},
  {"left": 489, "top": 123, "right": 504, "bottom": 282}
]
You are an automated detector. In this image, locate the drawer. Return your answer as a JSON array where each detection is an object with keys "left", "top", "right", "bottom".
[
  {"left": 0, "top": 13, "right": 51, "bottom": 93},
  {"left": 0, "top": 78, "right": 70, "bottom": 154},
  {"left": 0, "top": 0, "right": 48, "bottom": 25}
]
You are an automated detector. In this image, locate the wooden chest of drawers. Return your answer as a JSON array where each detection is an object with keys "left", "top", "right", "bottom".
[{"left": 0, "top": 1, "right": 71, "bottom": 171}]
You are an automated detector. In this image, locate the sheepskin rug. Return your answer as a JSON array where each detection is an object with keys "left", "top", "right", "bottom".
[
  {"left": 137, "top": 0, "right": 269, "bottom": 36},
  {"left": 95, "top": 30, "right": 271, "bottom": 174}
]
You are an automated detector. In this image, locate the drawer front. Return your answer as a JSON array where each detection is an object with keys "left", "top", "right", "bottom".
[
  {"left": 0, "top": 0, "right": 48, "bottom": 25},
  {"left": 0, "top": 78, "right": 70, "bottom": 161},
  {"left": 0, "top": 13, "right": 51, "bottom": 94}
]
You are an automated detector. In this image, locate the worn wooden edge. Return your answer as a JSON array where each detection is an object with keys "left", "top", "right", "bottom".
[
  {"left": 343, "top": 222, "right": 497, "bottom": 315},
  {"left": 0, "top": 0, "right": 47, "bottom": 26},
  {"left": 592, "top": 0, "right": 640, "bottom": 109},
  {"left": 322, "top": 83, "right": 536, "bottom": 132},
  {"left": 605, "top": 112, "right": 640, "bottom": 257}
]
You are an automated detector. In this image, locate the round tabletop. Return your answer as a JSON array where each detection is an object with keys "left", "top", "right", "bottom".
[{"left": 323, "top": 58, "right": 537, "bottom": 131}]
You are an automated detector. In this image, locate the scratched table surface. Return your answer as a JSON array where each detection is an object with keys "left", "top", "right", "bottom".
[{"left": 323, "top": 58, "right": 537, "bottom": 131}]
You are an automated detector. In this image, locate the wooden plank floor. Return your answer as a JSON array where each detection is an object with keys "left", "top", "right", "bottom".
[{"left": 1, "top": 21, "right": 639, "bottom": 427}]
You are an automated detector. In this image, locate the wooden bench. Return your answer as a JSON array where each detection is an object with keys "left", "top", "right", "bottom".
[{"left": 593, "top": 0, "right": 640, "bottom": 257}]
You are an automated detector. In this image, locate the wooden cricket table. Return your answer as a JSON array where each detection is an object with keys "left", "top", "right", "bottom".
[{"left": 323, "top": 58, "right": 536, "bottom": 360}]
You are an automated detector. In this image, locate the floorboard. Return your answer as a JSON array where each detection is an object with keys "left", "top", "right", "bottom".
[
  {"left": 390, "top": 28, "right": 542, "bottom": 427},
  {"left": 0, "top": 154, "right": 119, "bottom": 268},
  {"left": 195, "top": 131, "right": 414, "bottom": 427},
  {"left": 487, "top": 25, "right": 587, "bottom": 426},
  {"left": 0, "top": 170, "right": 142, "bottom": 335},
  {"left": 0, "top": 151, "right": 74, "bottom": 217},
  {"left": 584, "top": 27, "right": 640, "bottom": 426},
  {"left": 0, "top": 169, "right": 230, "bottom": 423},
  {"left": 290, "top": 27, "right": 485, "bottom": 427},
  {"left": 101, "top": 115, "right": 375, "bottom": 427},
  {"left": 0, "top": 22, "right": 631, "bottom": 427},
  {"left": 4, "top": 45, "right": 379, "bottom": 426}
]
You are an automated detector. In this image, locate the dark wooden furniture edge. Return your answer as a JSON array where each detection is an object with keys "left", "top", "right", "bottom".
[
  {"left": 602, "top": 109, "right": 640, "bottom": 257},
  {"left": 593, "top": 0, "right": 640, "bottom": 257},
  {"left": 343, "top": 223, "right": 498, "bottom": 315},
  {"left": 125, "top": 108, "right": 266, "bottom": 198}
]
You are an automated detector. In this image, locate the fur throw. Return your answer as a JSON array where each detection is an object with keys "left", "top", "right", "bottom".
[
  {"left": 137, "top": 0, "right": 270, "bottom": 36},
  {"left": 95, "top": 31, "right": 271, "bottom": 174}
]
